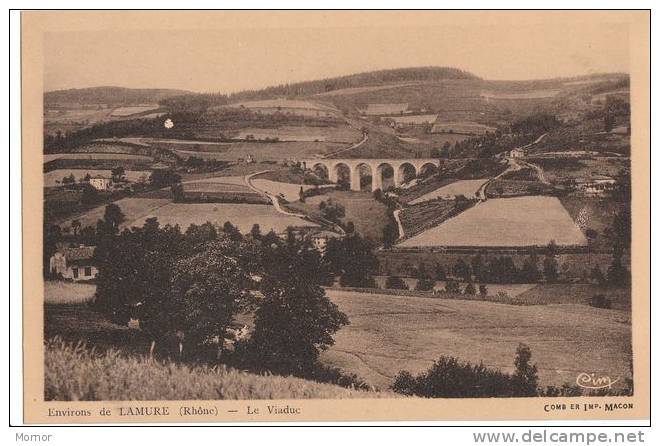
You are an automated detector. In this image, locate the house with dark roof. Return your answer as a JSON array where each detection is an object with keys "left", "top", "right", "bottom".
[{"left": 49, "top": 245, "right": 98, "bottom": 281}]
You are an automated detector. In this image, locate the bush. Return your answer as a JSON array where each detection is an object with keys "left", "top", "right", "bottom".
[
  {"left": 478, "top": 284, "right": 488, "bottom": 296},
  {"left": 391, "top": 344, "right": 539, "bottom": 398},
  {"left": 464, "top": 282, "right": 476, "bottom": 295},
  {"left": 445, "top": 280, "right": 461, "bottom": 294},
  {"left": 386, "top": 276, "right": 409, "bottom": 290}
]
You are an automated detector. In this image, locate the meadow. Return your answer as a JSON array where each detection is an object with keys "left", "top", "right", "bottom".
[
  {"left": 409, "top": 179, "right": 488, "bottom": 203},
  {"left": 130, "top": 202, "right": 317, "bottom": 233},
  {"left": 399, "top": 196, "right": 587, "bottom": 248},
  {"left": 321, "top": 289, "right": 632, "bottom": 390}
]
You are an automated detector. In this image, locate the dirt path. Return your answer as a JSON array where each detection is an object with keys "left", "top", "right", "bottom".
[{"left": 244, "top": 171, "right": 309, "bottom": 219}]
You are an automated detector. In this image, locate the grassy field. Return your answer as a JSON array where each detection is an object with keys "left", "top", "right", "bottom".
[
  {"left": 285, "top": 190, "right": 389, "bottom": 242},
  {"left": 321, "top": 289, "right": 632, "bottom": 390},
  {"left": 130, "top": 202, "right": 317, "bottom": 233},
  {"left": 409, "top": 179, "right": 488, "bottom": 203},
  {"left": 399, "top": 196, "right": 587, "bottom": 248},
  {"left": 44, "top": 281, "right": 96, "bottom": 305},
  {"left": 59, "top": 197, "right": 171, "bottom": 229},
  {"left": 45, "top": 338, "right": 385, "bottom": 401}
]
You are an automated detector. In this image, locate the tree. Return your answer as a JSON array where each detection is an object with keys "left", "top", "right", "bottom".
[
  {"left": 464, "top": 282, "right": 476, "bottom": 295},
  {"left": 607, "top": 247, "right": 630, "bottom": 287},
  {"left": 223, "top": 221, "right": 243, "bottom": 241},
  {"left": 453, "top": 259, "right": 471, "bottom": 282},
  {"left": 471, "top": 254, "right": 485, "bottom": 282},
  {"left": 184, "top": 222, "right": 218, "bottom": 251},
  {"left": 512, "top": 344, "right": 539, "bottom": 396},
  {"left": 445, "top": 280, "right": 460, "bottom": 294},
  {"left": 479, "top": 284, "right": 488, "bottom": 296},
  {"left": 44, "top": 224, "right": 62, "bottom": 277},
  {"left": 62, "top": 173, "right": 75, "bottom": 185},
  {"left": 170, "top": 182, "right": 185, "bottom": 202},
  {"left": 416, "top": 262, "right": 429, "bottom": 279},
  {"left": 103, "top": 203, "right": 125, "bottom": 233},
  {"left": 249, "top": 224, "right": 262, "bottom": 240},
  {"left": 80, "top": 184, "right": 100, "bottom": 206},
  {"left": 386, "top": 276, "right": 409, "bottom": 290},
  {"left": 248, "top": 237, "right": 349, "bottom": 375},
  {"left": 170, "top": 240, "right": 255, "bottom": 355},
  {"left": 382, "top": 210, "right": 399, "bottom": 248},
  {"left": 520, "top": 253, "right": 541, "bottom": 283},
  {"left": 415, "top": 277, "right": 435, "bottom": 292},
  {"left": 434, "top": 263, "right": 447, "bottom": 280},
  {"left": 111, "top": 166, "right": 126, "bottom": 182},
  {"left": 299, "top": 186, "right": 305, "bottom": 203},
  {"left": 325, "top": 233, "right": 378, "bottom": 288}
]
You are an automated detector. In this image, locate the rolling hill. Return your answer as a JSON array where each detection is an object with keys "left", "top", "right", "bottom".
[{"left": 45, "top": 86, "right": 192, "bottom": 107}]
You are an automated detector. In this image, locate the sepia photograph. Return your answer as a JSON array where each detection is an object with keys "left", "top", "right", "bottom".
[{"left": 17, "top": 10, "right": 650, "bottom": 424}]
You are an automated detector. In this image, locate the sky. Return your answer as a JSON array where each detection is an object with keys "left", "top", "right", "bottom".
[{"left": 43, "top": 18, "right": 629, "bottom": 94}]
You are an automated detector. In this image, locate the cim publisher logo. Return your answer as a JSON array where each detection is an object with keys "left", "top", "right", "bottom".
[{"left": 576, "top": 372, "right": 620, "bottom": 390}]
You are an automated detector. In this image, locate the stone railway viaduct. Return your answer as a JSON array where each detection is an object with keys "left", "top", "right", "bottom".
[{"left": 299, "top": 158, "right": 441, "bottom": 192}]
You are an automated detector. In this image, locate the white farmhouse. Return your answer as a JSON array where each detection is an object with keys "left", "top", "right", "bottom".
[
  {"left": 49, "top": 246, "right": 98, "bottom": 281},
  {"left": 89, "top": 176, "right": 113, "bottom": 191}
]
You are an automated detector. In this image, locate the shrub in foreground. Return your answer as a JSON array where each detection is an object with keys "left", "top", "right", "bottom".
[{"left": 391, "top": 344, "right": 538, "bottom": 398}]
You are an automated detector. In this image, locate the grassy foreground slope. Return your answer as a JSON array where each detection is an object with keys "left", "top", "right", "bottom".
[{"left": 45, "top": 339, "right": 389, "bottom": 401}]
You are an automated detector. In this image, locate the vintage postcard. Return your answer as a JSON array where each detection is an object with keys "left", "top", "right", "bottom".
[{"left": 20, "top": 10, "right": 649, "bottom": 423}]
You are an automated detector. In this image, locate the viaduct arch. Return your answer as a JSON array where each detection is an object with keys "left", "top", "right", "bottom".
[{"left": 301, "top": 158, "right": 441, "bottom": 192}]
